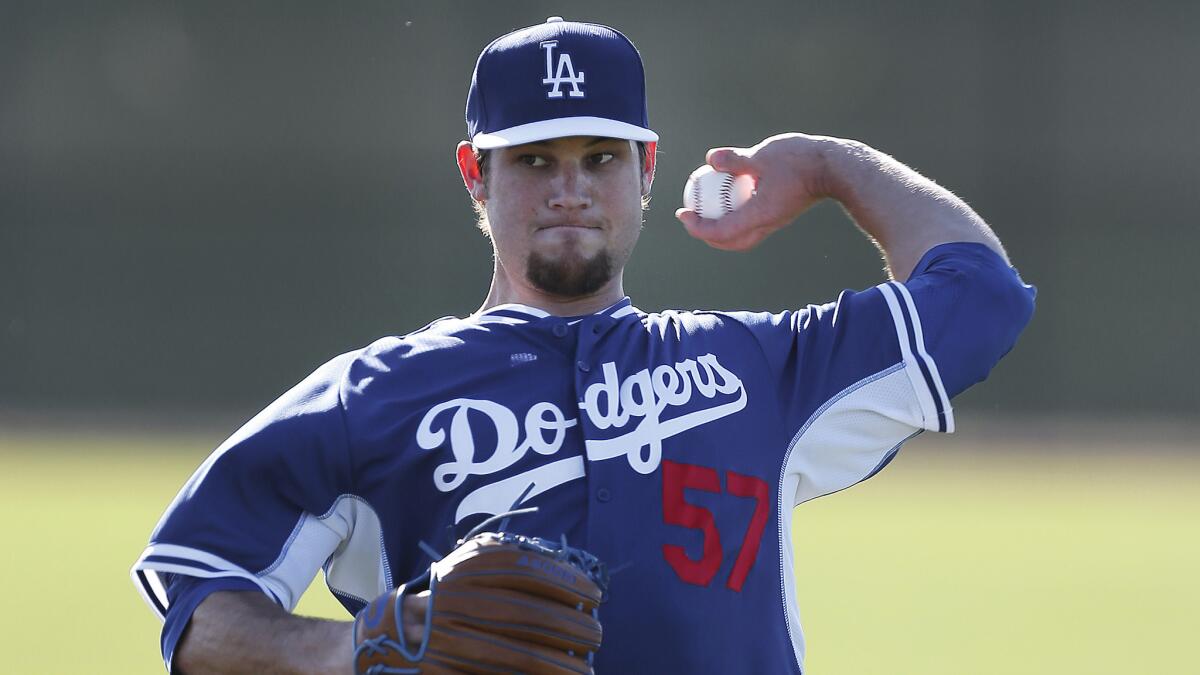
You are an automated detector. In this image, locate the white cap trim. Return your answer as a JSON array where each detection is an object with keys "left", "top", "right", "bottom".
[{"left": 472, "top": 116, "right": 658, "bottom": 149}]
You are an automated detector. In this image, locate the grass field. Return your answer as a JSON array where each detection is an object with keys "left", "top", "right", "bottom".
[{"left": 2, "top": 429, "right": 1197, "bottom": 674}]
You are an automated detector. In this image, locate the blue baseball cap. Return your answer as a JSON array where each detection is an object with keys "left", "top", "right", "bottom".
[{"left": 466, "top": 17, "right": 658, "bottom": 149}]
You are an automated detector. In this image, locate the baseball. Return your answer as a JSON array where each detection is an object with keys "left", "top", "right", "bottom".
[{"left": 683, "top": 165, "right": 756, "bottom": 219}]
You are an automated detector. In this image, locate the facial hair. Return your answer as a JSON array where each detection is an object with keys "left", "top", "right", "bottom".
[{"left": 526, "top": 248, "right": 614, "bottom": 298}]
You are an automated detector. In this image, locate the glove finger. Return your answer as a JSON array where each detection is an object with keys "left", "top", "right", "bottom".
[
  {"left": 427, "top": 623, "right": 593, "bottom": 675},
  {"left": 435, "top": 587, "right": 601, "bottom": 653},
  {"left": 439, "top": 548, "right": 604, "bottom": 609},
  {"left": 410, "top": 661, "right": 477, "bottom": 675}
]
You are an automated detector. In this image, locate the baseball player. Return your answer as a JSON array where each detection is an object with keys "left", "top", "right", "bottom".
[{"left": 132, "top": 17, "right": 1035, "bottom": 674}]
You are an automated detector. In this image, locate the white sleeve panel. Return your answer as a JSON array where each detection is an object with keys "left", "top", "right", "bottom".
[
  {"left": 785, "top": 365, "right": 926, "bottom": 507},
  {"left": 130, "top": 494, "right": 388, "bottom": 620},
  {"left": 321, "top": 495, "right": 392, "bottom": 607},
  {"left": 775, "top": 365, "right": 929, "bottom": 672}
]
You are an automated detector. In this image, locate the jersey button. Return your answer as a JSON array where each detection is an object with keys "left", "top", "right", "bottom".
[
  {"left": 596, "top": 488, "right": 611, "bottom": 502},
  {"left": 576, "top": 360, "right": 590, "bottom": 372},
  {"left": 552, "top": 324, "right": 568, "bottom": 338},
  {"left": 591, "top": 324, "right": 603, "bottom": 334}
]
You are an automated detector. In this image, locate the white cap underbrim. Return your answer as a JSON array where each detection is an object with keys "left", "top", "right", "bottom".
[{"left": 472, "top": 116, "right": 658, "bottom": 149}]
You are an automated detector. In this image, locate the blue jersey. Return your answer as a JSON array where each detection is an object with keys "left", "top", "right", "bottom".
[{"left": 132, "top": 242, "right": 1034, "bottom": 673}]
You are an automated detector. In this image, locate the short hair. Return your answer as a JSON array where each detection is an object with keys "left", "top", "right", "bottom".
[{"left": 471, "top": 141, "right": 652, "bottom": 236}]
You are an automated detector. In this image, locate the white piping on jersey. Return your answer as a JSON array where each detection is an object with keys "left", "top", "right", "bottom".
[
  {"left": 132, "top": 544, "right": 280, "bottom": 621},
  {"left": 875, "top": 282, "right": 954, "bottom": 433},
  {"left": 479, "top": 303, "right": 552, "bottom": 318},
  {"left": 888, "top": 282, "right": 954, "bottom": 432},
  {"left": 475, "top": 316, "right": 530, "bottom": 326},
  {"left": 470, "top": 297, "right": 640, "bottom": 323}
]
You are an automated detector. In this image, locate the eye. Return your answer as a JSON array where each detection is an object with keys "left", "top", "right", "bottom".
[
  {"left": 519, "top": 155, "right": 549, "bottom": 167},
  {"left": 591, "top": 152, "right": 615, "bottom": 165}
]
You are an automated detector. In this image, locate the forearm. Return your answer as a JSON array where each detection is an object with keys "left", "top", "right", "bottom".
[
  {"left": 824, "top": 138, "right": 1009, "bottom": 280},
  {"left": 175, "top": 591, "right": 354, "bottom": 675}
]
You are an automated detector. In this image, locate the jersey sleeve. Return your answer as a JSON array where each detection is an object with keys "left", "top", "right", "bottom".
[
  {"left": 130, "top": 351, "right": 359, "bottom": 622},
  {"left": 158, "top": 574, "right": 262, "bottom": 671},
  {"left": 728, "top": 242, "right": 1035, "bottom": 505}
]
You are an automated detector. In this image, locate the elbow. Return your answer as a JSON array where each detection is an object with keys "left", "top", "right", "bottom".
[
  {"left": 951, "top": 268, "right": 1037, "bottom": 395},
  {"left": 987, "top": 268, "right": 1037, "bottom": 359}
]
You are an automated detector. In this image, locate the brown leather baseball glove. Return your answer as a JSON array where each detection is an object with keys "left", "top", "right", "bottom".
[{"left": 353, "top": 531, "right": 609, "bottom": 674}]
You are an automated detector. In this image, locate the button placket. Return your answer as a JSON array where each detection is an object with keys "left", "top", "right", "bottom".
[
  {"left": 576, "top": 318, "right": 607, "bottom": 373},
  {"left": 569, "top": 317, "right": 598, "bottom": 548}
]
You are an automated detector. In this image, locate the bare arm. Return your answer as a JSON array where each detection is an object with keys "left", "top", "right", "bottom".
[
  {"left": 676, "top": 133, "right": 1008, "bottom": 280},
  {"left": 174, "top": 591, "right": 353, "bottom": 675},
  {"left": 174, "top": 590, "right": 431, "bottom": 674},
  {"left": 824, "top": 138, "right": 1007, "bottom": 279}
]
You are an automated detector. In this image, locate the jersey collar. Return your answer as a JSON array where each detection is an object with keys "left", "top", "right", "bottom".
[{"left": 473, "top": 297, "right": 639, "bottom": 324}]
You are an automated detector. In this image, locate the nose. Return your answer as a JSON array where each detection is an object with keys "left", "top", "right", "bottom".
[{"left": 547, "top": 162, "right": 592, "bottom": 210}]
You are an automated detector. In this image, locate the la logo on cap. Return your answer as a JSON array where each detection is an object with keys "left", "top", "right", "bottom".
[
  {"left": 464, "top": 17, "right": 657, "bottom": 149},
  {"left": 540, "top": 40, "right": 585, "bottom": 99}
]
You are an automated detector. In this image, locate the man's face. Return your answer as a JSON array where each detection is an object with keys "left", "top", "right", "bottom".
[{"left": 464, "top": 136, "right": 653, "bottom": 299}]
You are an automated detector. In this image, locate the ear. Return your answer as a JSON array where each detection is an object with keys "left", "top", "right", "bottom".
[
  {"left": 641, "top": 141, "right": 657, "bottom": 196},
  {"left": 456, "top": 141, "right": 487, "bottom": 201}
]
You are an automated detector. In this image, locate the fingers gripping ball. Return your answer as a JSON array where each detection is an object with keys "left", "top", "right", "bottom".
[
  {"left": 682, "top": 165, "right": 755, "bottom": 219},
  {"left": 354, "top": 532, "right": 609, "bottom": 674}
]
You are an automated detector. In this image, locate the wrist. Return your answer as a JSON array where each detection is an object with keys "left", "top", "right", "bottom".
[
  {"left": 820, "top": 137, "right": 875, "bottom": 206},
  {"left": 333, "top": 621, "right": 356, "bottom": 675}
]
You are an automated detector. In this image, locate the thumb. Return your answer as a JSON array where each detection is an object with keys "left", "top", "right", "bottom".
[{"left": 706, "top": 147, "right": 758, "bottom": 176}]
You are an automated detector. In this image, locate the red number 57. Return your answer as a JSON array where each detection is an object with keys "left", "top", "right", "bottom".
[{"left": 661, "top": 459, "right": 771, "bottom": 592}]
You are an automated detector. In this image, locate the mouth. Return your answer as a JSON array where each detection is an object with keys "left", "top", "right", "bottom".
[
  {"left": 535, "top": 223, "right": 600, "bottom": 230},
  {"left": 535, "top": 223, "right": 602, "bottom": 232}
]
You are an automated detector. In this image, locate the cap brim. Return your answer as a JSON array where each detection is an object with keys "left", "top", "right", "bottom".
[{"left": 472, "top": 116, "right": 658, "bottom": 149}]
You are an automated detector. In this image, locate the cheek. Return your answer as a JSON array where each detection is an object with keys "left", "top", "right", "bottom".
[
  {"left": 605, "top": 183, "right": 645, "bottom": 253},
  {"left": 486, "top": 179, "right": 541, "bottom": 225},
  {"left": 609, "top": 174, "right": 646, "bottom": 222},
  {"left": 598, "top": 166, "right": 642, "bottom": 205}
]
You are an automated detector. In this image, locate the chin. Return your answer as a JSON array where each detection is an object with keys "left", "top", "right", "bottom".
[{"left": 526, "top": 248, "right": 614, "bottom": 297}]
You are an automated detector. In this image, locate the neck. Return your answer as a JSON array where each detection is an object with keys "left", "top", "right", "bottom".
[{"left": 478, "top": 265, "right": 627, "bottom": 317}]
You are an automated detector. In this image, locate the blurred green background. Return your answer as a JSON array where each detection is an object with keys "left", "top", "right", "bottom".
[{"left": 2, "top": 0, "right": 1197, "bottom": 673}]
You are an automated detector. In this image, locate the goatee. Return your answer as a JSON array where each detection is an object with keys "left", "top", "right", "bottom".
[{"left": 526, "top": 249, "right": 614, "bottom": 298}]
